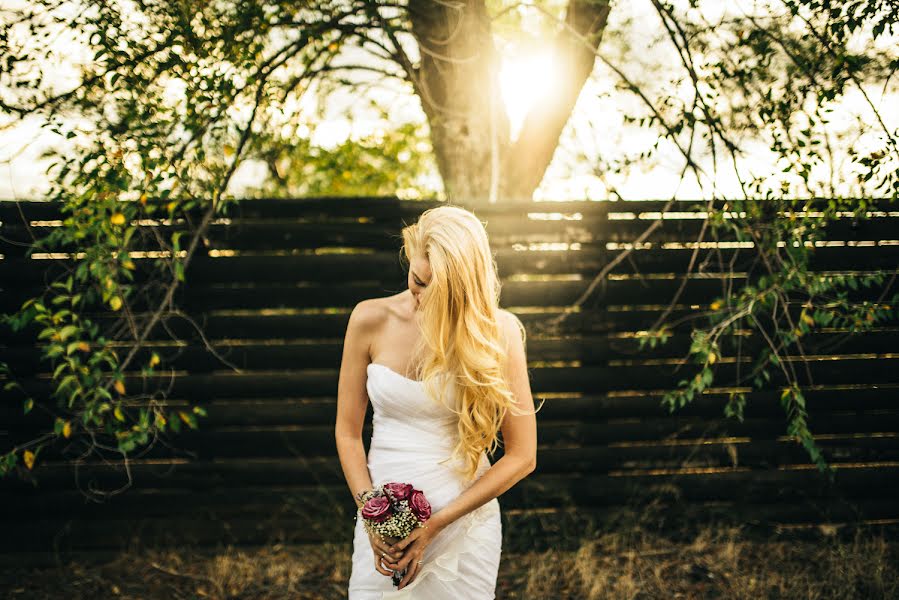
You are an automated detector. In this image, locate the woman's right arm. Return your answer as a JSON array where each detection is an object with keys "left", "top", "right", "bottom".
[
  {"left": 335, "top": 300, "right": 377, "bottom": 508},
  {"left": 335, "top": 301, "right": 404, "bottom": 573}
]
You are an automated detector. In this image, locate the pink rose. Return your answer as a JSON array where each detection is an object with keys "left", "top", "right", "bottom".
[
  {"left": 361, "top": 496, "right": 393, "bottom": 523},
  {"left": 384, "top": 482, "right": 413, "bottom": 501},
  {"left": 409, "top": 489, "right": 431, "bottom": 521}
]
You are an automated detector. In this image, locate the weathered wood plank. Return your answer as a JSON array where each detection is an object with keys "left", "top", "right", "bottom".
[
  {"left": 3, "top": 329, "right": 897, "bottom": 376},
  {"left": 4, "top": 411, "right": 899, "bottom": 467},
  {"left": 4, "top": 211, "right": 898, "bottom": 255},
  {"left": 3, "top": 303, "right": 896, "bottom": 347},
  {"left": 4, "top": 274, "right": 895, "bottom": 313},
  {"left": 4, "top": 385, "right": 896, "bottom": 429},
  {"left": 2, "top": 197, "right": 895, "bottom": 223},
  {"left": 4, "top": 243, "right": 899, "bottom": 282},
  {"left": 1, "top": 464, "right": 896, "bottom": 526},
  {"left": 4, "top": 358, "right": 899, "bottom": 404}
]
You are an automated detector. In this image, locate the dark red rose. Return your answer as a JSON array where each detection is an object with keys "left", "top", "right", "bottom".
[
  {"left": 384, "top": 482, "right": 413, "bottom": 501},
  {"left": 409, "top": 489, "right": 431, "bottom": 521},
  {"left": 361, "top": 495, "right": 393, "bottom": 523}
]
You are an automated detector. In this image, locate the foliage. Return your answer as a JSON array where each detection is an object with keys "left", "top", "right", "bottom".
[
  {"left": 245, "top": 115, "right": 439, "bottom": 198},
  {"left": 0, "top": 193, "right": 216, "bottom": 481},
  {"left": 0, "top": 0, "right": 315, "bottom": 482},
  {"left": 640, "top": 199, "right": 899, "bottom": 474},
  {"left": 629, "top": 1, "right": 899, "bottom": 474}
]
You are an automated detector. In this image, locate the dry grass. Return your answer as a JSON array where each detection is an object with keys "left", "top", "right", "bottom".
[
  {"left": 2, "top": 543, "right": 349, "bottom": 600},
  {"left": 1, "top": 524, "right": 896, "bottom": 599},
  {"left": 499, "top": 525, "right": 899, "bottom": 600}
]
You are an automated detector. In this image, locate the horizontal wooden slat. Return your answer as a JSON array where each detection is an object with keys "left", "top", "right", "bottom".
[
  {"left": 2, "top": 302, "right": 896, "bottom": 347},
  {"left": 4, "top": 484, "right": 896, "bottom": 535},
  {"left": 4, "top": 273, "right": 896, "bottom": 314},
  {"left": 3, "top": 329, "right": 897, "bottom": 376},
  {"left": 5, "top": 410, "right": 899, "bottom": 465},
  {"left": 4, "top": 242, "right": 899, "bottom": 284},
  {"left": 4, "top": 384, "right": 896, "bottom": 430},
  {"left": 2, "top": 463, "right": 896, "bottom": 515},
  {"left": 2, "top": 197, "right": 896, "bottom": 223},
  {"left": 3, "top": 357, "right": 899, "bottom": 404},
  {"left": 6, "top": 431, "right": 899, "bottom": 485},
  {"left": 4, "top": 211, "right": 898, "bottom": 255}
]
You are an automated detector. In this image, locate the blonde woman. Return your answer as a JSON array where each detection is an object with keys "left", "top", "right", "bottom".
[{"left": 336, "top": 204, "right": 539, "bottom": 599}]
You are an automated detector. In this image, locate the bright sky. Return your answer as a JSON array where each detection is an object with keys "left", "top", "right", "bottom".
[{"left": 0, "top": 1, "right": 896, "bottom": 202}]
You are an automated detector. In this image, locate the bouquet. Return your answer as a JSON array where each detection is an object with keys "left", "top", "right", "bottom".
[{"left": 357, "top": 482, "right": 432, "bottom": 587}]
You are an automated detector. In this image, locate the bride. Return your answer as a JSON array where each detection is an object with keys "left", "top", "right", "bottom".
[{"left": 335, "top": 204, "right": 539, "bottom": 598}]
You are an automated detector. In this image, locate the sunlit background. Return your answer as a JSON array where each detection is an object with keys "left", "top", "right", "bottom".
[{"left": 1, "top": 1, "right": 896, "bottom": 202}]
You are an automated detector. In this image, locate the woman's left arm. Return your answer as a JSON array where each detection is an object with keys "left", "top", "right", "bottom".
[
  {"left": 428, "top": 310, "right": 538, "bottom": 531},
  {"left": 389, "top": 310, "right": 537, "bottom": 588}
]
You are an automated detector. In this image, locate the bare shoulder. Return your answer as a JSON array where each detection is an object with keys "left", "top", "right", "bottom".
[
  {"left": 498, "top": 308, "right": 524, "bottom": 333},
  {"left": 348, "top": 297, "right": 383, "bottom": 329},
  {"left": 345, "top": 297, "right": 387, "bottom": 348},
  {"left": 346, "top": 294, "right": 407, "bottom": 352},
  {"left": 498, "top": 308, "right": 526, "bottom": 353}
]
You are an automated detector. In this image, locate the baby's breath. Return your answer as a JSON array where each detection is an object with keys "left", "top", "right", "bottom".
[{"left": 359, "top": 486, "right": 424, "bottom": 540}]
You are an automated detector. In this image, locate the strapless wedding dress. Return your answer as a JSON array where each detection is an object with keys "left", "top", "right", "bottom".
[{"left": 347, "top": 362, "right": 503, "bottom": 599}]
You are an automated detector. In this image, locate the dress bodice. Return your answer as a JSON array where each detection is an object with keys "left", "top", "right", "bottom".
[{"left": 365, "top": 362, "right": 460, "bottom": 457}]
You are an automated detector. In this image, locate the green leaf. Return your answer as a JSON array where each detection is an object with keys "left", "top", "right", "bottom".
[{"left": 58, "top": 325, "right": 78, "bottom": 342}]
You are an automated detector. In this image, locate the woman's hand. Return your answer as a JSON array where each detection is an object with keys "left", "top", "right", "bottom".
[
  {"left": 387, "top": 521, "right": 443, "bottom": 590},
  {"left": 366, "top": 529, "right": 404, "bottom": 577}
]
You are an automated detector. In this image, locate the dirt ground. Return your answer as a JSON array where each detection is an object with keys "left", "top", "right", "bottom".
[{"left": 2, "top": 520, "right": 897, "bottom": 599}]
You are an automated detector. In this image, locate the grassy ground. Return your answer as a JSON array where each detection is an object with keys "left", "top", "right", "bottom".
[{"left": 2, "top": 520, "right": 896, "bottom": 599}]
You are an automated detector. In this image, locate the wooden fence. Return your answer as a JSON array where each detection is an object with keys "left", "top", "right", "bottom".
[{"left": 1, "top": 197, "right": 898, "bottom": 563}]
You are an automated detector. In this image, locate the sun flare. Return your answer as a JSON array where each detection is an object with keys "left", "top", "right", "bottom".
[{"left": 499, "top": 48, "right": 560, "bottom": 140}]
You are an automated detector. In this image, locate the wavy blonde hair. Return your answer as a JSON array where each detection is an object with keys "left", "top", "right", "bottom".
[{"left": 400, "top": 204, "right": 536, "bottom": 483}]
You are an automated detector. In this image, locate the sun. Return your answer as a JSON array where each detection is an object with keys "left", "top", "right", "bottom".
[{"left": 498, "top": 48, "right": 560, "bottom": 140}]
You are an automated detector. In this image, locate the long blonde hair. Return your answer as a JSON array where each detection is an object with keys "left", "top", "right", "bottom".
[{"left": 400, "top": 204, "right": 536, "bottom": 483}]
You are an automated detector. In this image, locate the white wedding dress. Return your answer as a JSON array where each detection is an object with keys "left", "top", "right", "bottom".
[{"left": 348, "top": 362, "right": 503, "bottom": 599}]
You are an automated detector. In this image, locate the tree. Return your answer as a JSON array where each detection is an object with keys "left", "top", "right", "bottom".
[{"left": 3, "top": 2, "right": 896, "bottom": 205}]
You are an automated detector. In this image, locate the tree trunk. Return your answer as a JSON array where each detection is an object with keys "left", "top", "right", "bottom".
[{"left": 406, "top": 0, "right": 612, "bottom": 205}]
